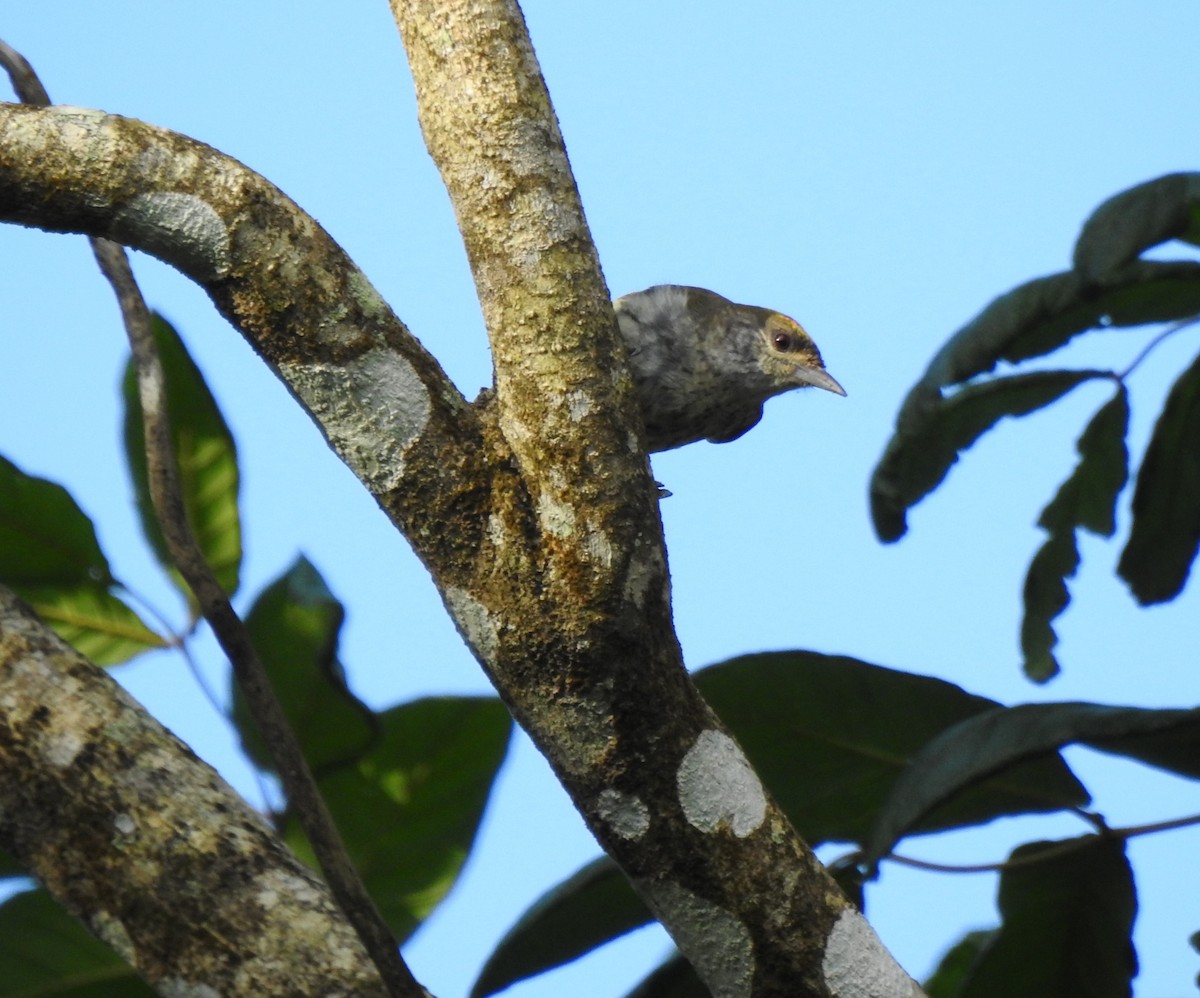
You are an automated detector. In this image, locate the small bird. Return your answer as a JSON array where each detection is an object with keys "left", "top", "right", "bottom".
[{"left": 614, "top": 285, "right": 845, "bottom": 452}]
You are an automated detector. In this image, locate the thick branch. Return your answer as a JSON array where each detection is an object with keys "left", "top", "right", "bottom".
[
  {"left": 0, "top": 36, "right": 924, "bottom": 993},
  {"left": 390, "top": 3, "right": 922, "bottom": 996},
  {"left": 0, "top": 101, "right": 489, "bottom": 577},
  {"left": 0, "top": 587, "right": 387, "bottom": 996},
  {"left": 94, "top": 237, "right": 424, "bottom": 997}
]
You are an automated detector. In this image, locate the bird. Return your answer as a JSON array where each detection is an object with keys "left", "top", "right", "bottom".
[{"left": 613, "top": 285, "right": 845, "bottom": 452}]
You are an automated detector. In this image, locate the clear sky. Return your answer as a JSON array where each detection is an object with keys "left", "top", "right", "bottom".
[{"left": 2, "top": 3, "right": 1199, "bottom": 996}]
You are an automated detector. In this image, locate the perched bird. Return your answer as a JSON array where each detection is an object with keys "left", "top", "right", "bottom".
[{"left": 614, "top": 285, "right": 845, "bottom": 452}]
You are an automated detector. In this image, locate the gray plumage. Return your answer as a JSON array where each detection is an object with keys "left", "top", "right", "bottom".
[{"left": 614, "top": 285, "right": 844, "bottom": 452}]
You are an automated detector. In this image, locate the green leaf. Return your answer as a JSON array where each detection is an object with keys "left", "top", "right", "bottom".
[
  {"left": 1118, "top": 347, "right": 1200, "bottom": 604},
  {"left": 17, "top": 584, "right": 166, "bottom": 667},
  {"left": 958, "top": 836, "right": 1136, "bottom": 998},
  {"left": 0, "top": 455, "right": 112, "bottom": 587},
  {"left": 1021, "top": 389, "right": 1130, "bottom": 680},
  {"left": 871, "top": 370, "right": 1107, "bottom": 542},
  {"left": 908, "top": 262, "right": 1200, "bottom": 396},
  {"left": 924, "top": 930, "right": 998, "bottom": 998},
  {"left": 123, "top": 314, "right": 241, "bottom": 606},
  {"left": 1086, "top": 712, "right": 1200, "bottom": 780},
  {"left": 1037, "top": 389, "right": 1130, "bottom": 538},
  {"left": 0, "top": 457, "right": 164, "bottom": 665},
  {"left": 862, "top": 702, "right": 1196, "bottom": 869},
  {"left": 1074, "top": 172, "right": 1200, "bottom": 280},
  {"left": 698, "top": 653, "right": 1086, "bottom": 848},
  {"left": 1020, "top": 530, "right": 1078, "bottom": 684},
  {"left": 234, "top": 559, "right": 511, "bottom": 938},
  {"left": 234, "top": 556, "right": 377, "bottom": 775},
  {"left": 624, "top": 955, "right": 707, "bottom": 998},
  {"left": 0, "top": 889, "right": 155, "bottom": 996},
  {"left": 474, "top": 653, "right": 1086, "bottom": 995},
  {"left": 472, "top": 858, "right": 650, "bottom": 998},
  {"left": 283, "top": 696, "right": 511, "bottom": 941}
]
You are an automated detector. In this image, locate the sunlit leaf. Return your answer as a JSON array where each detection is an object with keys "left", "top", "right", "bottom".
[
  {"left": 0, "top": 457, "right": 164, "bottom": 664},
  {"left": 0, "top": 455, "right": 111, "bottom": 586},
  {"left": 123, "top": 314, "right": 241, "bottom": 607},
  {"left": 18, "top": 583, "right": 166, "bottom": 666},
  {"left": 283, "top": 696, "right": 511, "bottom": 941},
  {"left": 1118, "top": 347, "right": 1200, "bottom": 604}
]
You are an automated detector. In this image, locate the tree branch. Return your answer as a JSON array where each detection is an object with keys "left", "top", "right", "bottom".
[
  {"left": 389, "top": 3, "right": 923, "bottom": 995},
  {"left": 0, "top": 12, "right": 926, "bottom": 987},
  {"left": 0, "top": 587, "right": 389, "bottom": 996},
  {"left": 0, "top": 100, "right": 486, "bottom": 559},
  {"left": 1, "top": 40, "right": 424, "bottom": 993},
  {"left": 93, "top": 237, "right": 426, "bottom": 998}
]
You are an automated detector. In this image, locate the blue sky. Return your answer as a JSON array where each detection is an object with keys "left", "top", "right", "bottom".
[{"left": 2, "top": 3, "right": 1199, "bottom": 995}]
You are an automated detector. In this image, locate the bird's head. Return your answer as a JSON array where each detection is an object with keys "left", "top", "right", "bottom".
[{"left": 753, "top": 308, "right": 846, "bottom": 397}]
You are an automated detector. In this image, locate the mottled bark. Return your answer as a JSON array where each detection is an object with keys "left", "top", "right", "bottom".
[
  {"left": 0, "top": 4, "right": 925, "bottom": 995},
  {"left": 0, "top": 588, "right": 387, "bottom": 996}
]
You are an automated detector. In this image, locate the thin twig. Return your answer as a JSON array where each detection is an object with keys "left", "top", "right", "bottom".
[
  {"left": 1118, "top": 314, "right": 1200, "bottom": 381},
  {"left": 883, "top": 810, "right": 1200, "bottom": 875},
  {"left": 2, "top": 39, "right": 425, "bottom": 998}
]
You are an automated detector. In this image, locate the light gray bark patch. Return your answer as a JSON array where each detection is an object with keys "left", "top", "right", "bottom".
[
  {"left": 112, "top": 192, "right": 232, "bottom": 280},
  {"left": 596, "top": 788, "right": 650, "bottom": 840},
  {"left": 677, "top": 730, "right": 766, "bottom": 837},
  {"left": 823, "top": 909, "right": 921, "bottom": 997},
  {"left": 637, "top": 881, "right": 754, "bottom": 998},
  {"left": 158, "top": 980, "right": 223, "bottom": 998},
  {"left": 444, "top": 586, "right": 499, "bottom": 665},
  {"left": 288, "top": 349, "right": 430, "bottom": 492}
]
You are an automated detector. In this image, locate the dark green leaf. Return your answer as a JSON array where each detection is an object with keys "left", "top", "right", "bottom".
[
  {"left": 924, "top": 930, "right": 998, "bottom": 998},
  {"left": 0, "top": 455, "right": 112, "bottom": 586},
  {"left": 862, "top": 702, "right": 1195, "bottom": 869},
  {"left": 698, "top": 653, "right": 1086, "bottom": 848},
  {"left": 234, "top": 557, "right": 376, "bottom": 775},
  {"left": 1021, "top": 389, "right": 1130, "bottom": 680},
  {"left": 474, "top": 654, "right": 1086, "bottom": 993},
  {"left": 903, "top": 262, "right": 1200, "bottom": 402},
  {"left": 283, "top": 696, "right": 510, "bottom": 941},
  {"left": 1118, "top": 347, "right": 1200, "bottom": 604},
  {"left": 1086, "top": 712, "right": 1200, "bottom": 780},
  {"left": 624, "top": 955, "right": 707, "bottom": 998},
  {"left": 123, "top": 314, "right": 241, "bottom": 606},
  {"left": 0, "top": 889, "right": 155, "bottom": 996},
  {"left": 1074, "top": 172, "right": 1200, "bottom": 280},
  {"left": 472, "top": 857, "right": 650, "bottom": 998},
  {"left": 872, "top": 370, "right": 1107, "bottom": 542},
  {"left": 1020, "top": 530, "right": 1078, "bottom": 683},
  {"left": 959, "top": 836, "right": 1136, "bottom": 998},
  {"left": 0, "top": 457, "right": 164, "bottom": 664},
  {"left": 1038, "top": 389, "right": 1129, "bottom": 538}
]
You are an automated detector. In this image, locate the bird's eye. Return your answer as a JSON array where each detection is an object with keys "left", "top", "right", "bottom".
[{"left": 772, "top": 331, "right": 793, "bottom": 352}]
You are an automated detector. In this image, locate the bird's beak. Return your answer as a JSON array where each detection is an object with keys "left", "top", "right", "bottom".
[{"left": 793, "top": 365, "right": 846, "bottom": 397}]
